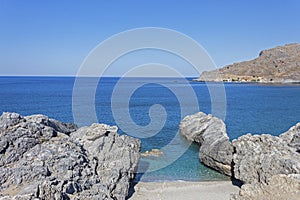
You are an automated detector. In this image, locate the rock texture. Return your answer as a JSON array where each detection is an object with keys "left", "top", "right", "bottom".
[
  {"left": 195, "top": 43, "right": 300, "bottom": 83},
  {"left": 280, "top": 122, "right": 300, "bottom": 152},
  {"left": 230, "top": 174, "right": 300, "bottom": 200},
  {"left": 0, "top": 112, "right": 140, "bottom": 200},
  {"left": 179, "top": 112, "right": 233, "bottom": 176},
  {"left": 180, "top": 112, "right": 300, "bottom": 199},
  {"left": 232, "top": 134, "right": 300, "bottom": 184}
]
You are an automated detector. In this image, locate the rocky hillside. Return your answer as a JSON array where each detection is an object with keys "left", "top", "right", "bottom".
[
  {"left": 196, "top": 43, "right": 300, "bottom": 83},
  {"left": 0, "top": 112, "right": 140, "bottom": 200}
]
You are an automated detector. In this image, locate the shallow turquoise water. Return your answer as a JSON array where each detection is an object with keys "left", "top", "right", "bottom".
[{"left": 0, "top": 76, "right": 300, "bottom": 181}]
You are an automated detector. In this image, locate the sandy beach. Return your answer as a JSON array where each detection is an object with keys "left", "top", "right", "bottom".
[{"left": 128, "top": 181, "right": 240, "bottom": 200}]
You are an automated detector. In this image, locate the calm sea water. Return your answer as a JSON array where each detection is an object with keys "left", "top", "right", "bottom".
[{"left": 1, "top": 76, "right": 300, "bottom": 182}]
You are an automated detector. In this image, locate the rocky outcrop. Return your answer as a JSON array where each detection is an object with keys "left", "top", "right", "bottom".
[
  {"left": 180, "top": 112, "right": 300, "bottom": 182},
  {"left": 180, "top": 112, "right": 300, "bottom": 199},
  {"left": 0, "top": 112, "right": 140, "bottom": 200},
  {"left": 179, "top": 112, "right": 233, "bottom": 176},
  {"left": 195, "top": 43, "right": 300, "bottom": 83},
  {"left": 230, "top": 174, "right": 300, "bottom": 200},
  {"left": 232, "top": 134, "right": 300, "bottom": 184}
]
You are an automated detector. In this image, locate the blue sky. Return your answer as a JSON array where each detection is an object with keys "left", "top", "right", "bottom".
[{"left": 0, "top": 0, "right": 299, "bottom": 76}]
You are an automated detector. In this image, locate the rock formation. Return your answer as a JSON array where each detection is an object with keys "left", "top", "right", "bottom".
[
  {"left": 195, "top": 43, "right": 300, "bottom": 83},
  {"left": 232, "top": 134, "right": 300, "bottom": 184},
  {"left": 140, "top": 149, "right": 163, "bottom": 157},
  {"left": 179, "top": 112, "right": 233, "bottom": 176},
  {"left": 0, "top": 112, "right": 140, "bottom": 200},
  {"left": 230, "top": 174, "right": 300, "bottom": 200},
  {"left": 280, "top": 122, "right": 300, "bottom": 151},
  {"left": 180, "top": 112, "right": 300, "bottom": 199}
]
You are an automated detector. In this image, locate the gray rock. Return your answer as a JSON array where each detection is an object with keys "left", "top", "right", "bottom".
[
  {"left": 180, "top": 112, "right": 300, "bottom": 199},
  {"left": 0, "top": 112, "right": 24, "bottom": 131},
  {"left": 280, "top": 122, "right": 300, "bottom": 151},
  {"left": 230, "top": 174, "right": 300, "bottom": 200},
  {"left": 71, "top": 124, "right": 140, "bottom": 200},
  {"left": 232, "top": 134, "right": 300, "bottom": 184},
  {"left": 0, "top": 112, "right": 140, "bottom": 200},
  {"left": 179, "top": 112, "right": 233, "bottom": 176},
  {"left": 24, "top": 114, "right": 78, "bottom": 134}
]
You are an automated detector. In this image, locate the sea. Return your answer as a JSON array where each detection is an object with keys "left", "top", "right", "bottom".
[{"left": 1, "top": 76, "right": 300, "bottom": 182}]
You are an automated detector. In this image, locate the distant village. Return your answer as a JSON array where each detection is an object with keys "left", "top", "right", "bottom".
[{"left": 222, "top": 75, "right": 264, "bottom": 82}]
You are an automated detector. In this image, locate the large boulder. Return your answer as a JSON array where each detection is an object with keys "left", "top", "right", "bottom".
[
  {"left": 71, "top": 123, "right": 140, "bottom": 200},
  {"left": 179, "top": 112, "right": 233, "bottom": 176},
  {"left": 232, "top": 133, "right": 300, "bottom": 184},
  {"left": 230, "top": 174, "right": 300, "bottom": 200},
  {"left": 0, "top": 112, "right": 140, "bottom": 200}
]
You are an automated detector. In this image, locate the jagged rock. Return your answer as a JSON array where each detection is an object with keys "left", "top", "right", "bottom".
[
  {"left": 82, "top": 123, "right": 118, "bottom": 141},
  {"left": 71, "top": 124, "right": 140, "bottom": 200},
  {"left": 195, "top": 43, "right": 300, "bottom": 83},
  {"left": 0, "top": 112, "right": 24, "bottom": 131},
  {"left": 180, "top": 112, "right": 300, "bottom": 183},
  {"left": 141, "top": 149, "right": 163, "bottom": 157},
  {"left": 0, "top": 112, "right": 140, "bottom": 200},
  {"left": 180, "top": 112, "right": 300, "bottom": 199},
  {"left": 179, "top": 112, "right": 233, "bottom": 176},
  {"left": 232, "top": 133, "right": 300, "bottom": 184},
  {"left": 230, "top": 174, "right": 300, "bottom": 200},
  {"left": 280, "top": 122, "right": 300, "bottom": 151}
]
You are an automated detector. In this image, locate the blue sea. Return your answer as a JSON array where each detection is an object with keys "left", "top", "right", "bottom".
[{"left": 1, "top": 76, "right": 300, "bottom": 182}]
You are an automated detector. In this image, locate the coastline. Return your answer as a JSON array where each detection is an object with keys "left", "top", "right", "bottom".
[
  {"left": 128, "top": 180, "right": 239, "bottom": 200},
  {"left": 191, "top": 80, "right": 300, "bottom": 86}
]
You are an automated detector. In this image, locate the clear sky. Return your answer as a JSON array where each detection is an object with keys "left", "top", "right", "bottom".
[{"left": 0, "top": 0, "right": 299, "bottom": 76}]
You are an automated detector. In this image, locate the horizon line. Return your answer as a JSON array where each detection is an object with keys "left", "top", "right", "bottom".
[{"left": 0, "top": 75, "right": 199, "bottom": 78}]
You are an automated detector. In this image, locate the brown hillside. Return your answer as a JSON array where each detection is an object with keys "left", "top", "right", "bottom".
[{"left": 196, "top": 43, "right": 300, "bottom": 83}]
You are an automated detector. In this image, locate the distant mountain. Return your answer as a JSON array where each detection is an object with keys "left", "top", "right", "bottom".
[{"left": 195, "top": 43, "right": 300, "bottom": 83}]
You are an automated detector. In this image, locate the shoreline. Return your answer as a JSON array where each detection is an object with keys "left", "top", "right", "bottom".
[
  {"left": 132, "top": 178, "right": 232, "bottom": 183},
  {"left": 192, "top": 80, "right": 300, "bottom": 85},
  {"left": 128, "top": 180, "right": 240, "bottom": 200}
]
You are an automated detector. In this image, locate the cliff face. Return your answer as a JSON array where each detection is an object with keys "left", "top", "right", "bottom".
[{"left": 196, "top": 43, "right": 300, "bottom": 83}]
